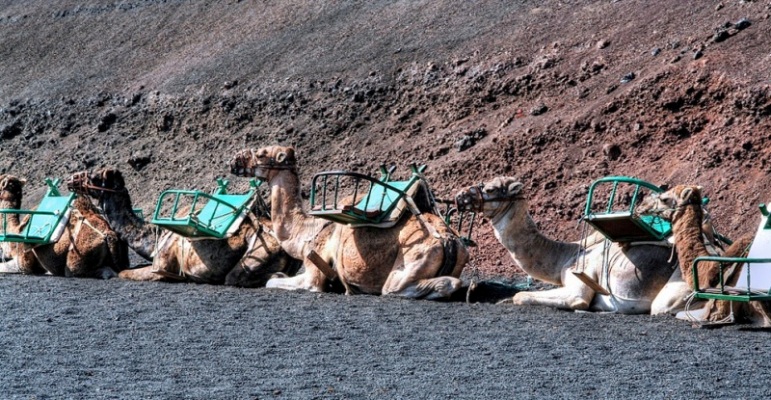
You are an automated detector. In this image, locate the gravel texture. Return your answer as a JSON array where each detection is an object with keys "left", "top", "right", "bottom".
[{"left": 2, "top": 275, "right": 770, "bottom": 399}]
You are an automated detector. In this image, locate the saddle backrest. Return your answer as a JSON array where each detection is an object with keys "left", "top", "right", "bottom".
[{"left": 1, "top": 192, "right": 75, "bottom": 244}]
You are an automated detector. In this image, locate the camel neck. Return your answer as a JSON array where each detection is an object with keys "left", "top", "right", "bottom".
[
  {"left": 672, "top": 205, "right": 707, "bottom": 287},
  {"left": 268, "top": 169, "right": 325, "bottom": 259},
  {"left": 491, "top": 201, "right": 581, "bottom": 285},
  {"left": 98, "top": 191, "right": 156, "bottom": 261}
]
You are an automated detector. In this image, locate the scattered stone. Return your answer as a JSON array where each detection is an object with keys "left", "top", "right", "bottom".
[
  {"left": 0, "top": 121, "right": 23, "bottom": 139},
  {"left": 127, "top": 153, "right": 152, "bottom": 171},
  {"left": 620, "top": 72, "right": 636, "bottom": 83},
  {"left": 603, "top": 143, "right": 622, "bottom": 161},
  {"left": 715, "top": 3, "right": 723, "bottom": 10},
  {"left": 651, "top": 47, "right": 661, "bottom": 56},
  {"left": 693, "top": 50, "right": 703, "bottom": 60},
  {"left": 735, "top": 18, "right": 751, "bottom": 30},
  {"left": 530, "top": 103, "right": 548, "bottom": 116},
  {"left": 712, "top": 30, "right": 730, "bottom": 43},
  {"left": 596, "top": 39, "right": 610, "bottom": 49},
  {"left": 670, "top": 55, "right": 681, "bottom": 63},
  {"left": 454, "top": 128, "right": 488, "bottom": 152},
  {"left": 97, "top": 112, "right": 117, "bottom": 132},
  {"left": 222, "top": 80, "right": 238, "bottom": 89}
]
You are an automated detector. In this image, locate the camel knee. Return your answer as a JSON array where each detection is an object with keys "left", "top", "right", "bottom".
[{"left": 385, "top": 277, "right": 463, "bottom": 300}]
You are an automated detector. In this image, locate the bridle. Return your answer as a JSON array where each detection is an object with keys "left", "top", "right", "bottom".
[
  {"left": 456, "top": 184, "right": 525, "bottom": 222},
  {"left": 233, "top": 149, "right": 297, "bottom": 178},
  {"left": 671, "top": 194, "right": 703, "bottom": 223},
  {"left": 68, "top": 171, "right": 125, "bottom": 197}
]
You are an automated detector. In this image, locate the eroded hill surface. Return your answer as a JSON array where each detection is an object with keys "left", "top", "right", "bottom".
[{"left": 2, "top": 0, "right": 771, "bottom": 278}]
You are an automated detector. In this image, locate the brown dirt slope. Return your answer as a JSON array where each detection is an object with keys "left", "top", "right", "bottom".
[{"left": 1, "top": 0, "right": 771, "bottom": 278}]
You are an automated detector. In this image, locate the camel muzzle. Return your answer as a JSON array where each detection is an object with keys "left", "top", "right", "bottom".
[{"left": 455, "top": 186, "right": 484, "bottom": 213}]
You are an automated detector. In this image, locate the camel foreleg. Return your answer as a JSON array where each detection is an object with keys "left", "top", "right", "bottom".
[
  {"left": 508, "top": 286, "right": 594, "bottom": 310},
  {"left": 118, "top": 265, "right": 168, "bottom": 281},
  {"left": 265, "top": 260, "right": 327, "bottom": 292},
  {"left": 0, "top": 259, "right": 21, "bottom": 274},
  {"left": 383, "top": 275, "right": 464, "bottom": 299},
  {"left": 508, "top": 272, "right": 594, "bottom": 310}
]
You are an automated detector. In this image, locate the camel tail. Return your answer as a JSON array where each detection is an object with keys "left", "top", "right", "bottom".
[{"left": 437, "top": 237, "right": 459, "bottom": 277}]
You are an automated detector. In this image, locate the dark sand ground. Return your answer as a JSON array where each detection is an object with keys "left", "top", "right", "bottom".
[{"left": 2, "top": 274, "right": 770, "bottom": 399}]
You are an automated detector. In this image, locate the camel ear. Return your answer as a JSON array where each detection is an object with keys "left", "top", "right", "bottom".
[
  {"left": 507, "top": 181, "right": 524, "bottom": 196},
  {"left": 679, "top": 187, "right": 693, "bottom": 202},
  {"left": 275, "top": 152, "right": 288, "bottom": 163}
]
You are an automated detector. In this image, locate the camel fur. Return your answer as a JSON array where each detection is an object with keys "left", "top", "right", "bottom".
[
  {"left": 0, "top": 174, "right": 128, "bottom": 279},
  {"left": 642, "top": 185, "right": 770, "bottom": 327},
  {"left": 69, "top": 168, "right": 300, "bottom": 286},
  {"left": 229, "top": 145, "right": 468, "bottom": 300},
  {"left": 455, "top": 176, "right": 685, "bottom": 314}
]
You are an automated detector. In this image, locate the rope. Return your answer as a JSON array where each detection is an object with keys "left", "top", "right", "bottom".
[{"left": 681, "top": 292, "right": 735, "bottom": 326}]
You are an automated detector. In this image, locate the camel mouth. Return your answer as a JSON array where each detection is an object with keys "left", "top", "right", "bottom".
[{"left": 455, "top": 188, "right": 483, "bottom": 212}]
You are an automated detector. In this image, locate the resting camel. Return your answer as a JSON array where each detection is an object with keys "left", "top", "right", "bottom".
[
  {"left": 640, "top": 185, "right": 770, "bottom": 326},
  {"left": 455, "top": 176, "right": 685, "bottom": 314},
  {"left": 0, "top": 174, "right": 128, "bottom": 278},
  {"left": 228, "top": 145, "right": 468, "bottom": 299},
  {"left": 68, "top": 169, "right": 300, "bottom": 286}
]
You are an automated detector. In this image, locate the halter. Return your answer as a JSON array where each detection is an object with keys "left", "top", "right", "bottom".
[
  {"left": 250, "top": 149, "right": 296, "bottom": 170},
  {"left": 233, "top": 149, "right": 297, "bottom": 179},
  {"left": 78, "top": 170, "right": 126, "bottom": 195},
  {"left": 456, "top": 184, "right": 525, "bottom": 213},
  {"left": 671, "top": 195, "right": 703, "bottom": 224}
]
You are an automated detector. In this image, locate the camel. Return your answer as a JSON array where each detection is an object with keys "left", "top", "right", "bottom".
[
  {"left": 454, "top": 176, "right": 686, "bottom": 314},
  {"left": 639, "top": 185, "right": 770, "bottom": 326},
  {"left": 0, "top": 174, "right": 128, "bottom": 279},
  {"left": 68, "top": 168, "right": 300, "bottom": 286},
  {"left": 228, "top": 145, "right": 468, "bottom": 299}
]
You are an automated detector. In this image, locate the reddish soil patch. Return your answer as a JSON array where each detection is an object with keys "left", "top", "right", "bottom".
[{"left": 1, "top": 0, "right": 771, "bottom": 279}]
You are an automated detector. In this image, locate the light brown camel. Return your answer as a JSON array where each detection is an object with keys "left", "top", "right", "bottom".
[
  {"left": 0, "top": 174, "right": 128, "bottom": 279},
  {"left": 68, "top": 169, "right": 300, "bottom": 286},
  {"left": 640, "top": 185, "right": 770, "bottom": 326},
  {"left": 454, "top": 176, "right": 685, "bottom": 314},
  {"left": 228, "top": 145, "right": 468, "bottom": 299}
]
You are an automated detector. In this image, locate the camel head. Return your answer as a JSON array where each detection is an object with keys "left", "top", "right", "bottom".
[
  {"left": 0, "top": 174, "right": 27, "bottom": 207},
  {"left": 455, "top": 176, "right": 525, "bottom": 217},
  {"left": 88, "top": 168, "right": 128, "bottom": 194},
  {"left": 66, "top": 168, "right": 127, "bottom": 199},
  {"left": 636, "top": 185, "right": 703, "bottom": 223},
  {"left": 230, "top": 146, "right": 296, "bottom": 180}
]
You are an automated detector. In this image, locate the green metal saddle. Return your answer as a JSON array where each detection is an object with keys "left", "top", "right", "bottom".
[
  {"left": 0, "top": 178, "right": 75, "bottom": 245},
  {"left": 151, "top": 178, "right": 261, "bottom": 239},
  {"left": 309, "top": 165, "right": 427, "bottom": 228},
  {"left": 690, "top": 204, "right": 771, "bottom": 303},
  {"left": 582, "top": 176, "right": 671, "bottom": 243}
]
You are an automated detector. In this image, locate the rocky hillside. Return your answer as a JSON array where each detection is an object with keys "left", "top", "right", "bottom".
[{"left": 2, "top": 0, "right": 770, "bottom": 278}]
